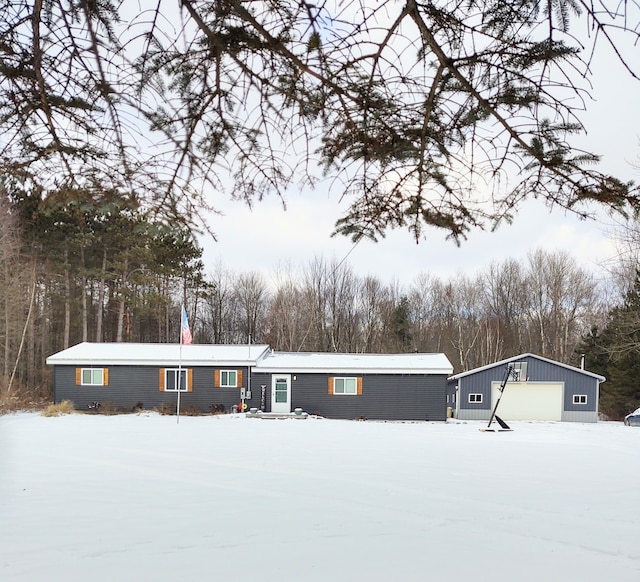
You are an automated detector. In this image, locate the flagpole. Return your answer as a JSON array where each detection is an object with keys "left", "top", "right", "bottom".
[
  {"left": 177, "top": 305, "right": 184, "bottom": 425},
  {"left": 177, "top": 330, "right": 183, "bottom": 425},
  {"left": 177, "top": 305, "right": 193, "bottom": 425}
]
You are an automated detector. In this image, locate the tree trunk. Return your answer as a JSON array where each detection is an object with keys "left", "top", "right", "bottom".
[
  {"left": 81, "top": 246, "right": 88, "bottom": 342},
  {"left": 96, "top": 248, "right": 107, "bottom": 342},
  {"left": 63, "top": 249, "right": 71, "bottom": 349}
]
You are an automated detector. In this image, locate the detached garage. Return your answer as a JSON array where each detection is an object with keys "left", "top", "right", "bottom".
[{"left": 448, "top": 353, "right": 605, "bottom": 423}]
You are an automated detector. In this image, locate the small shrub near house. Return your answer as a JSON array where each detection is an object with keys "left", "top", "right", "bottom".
[
  {"left": 156, "top": 402, "right": 204, "bottom": 416},
  {"left": 86, "top": 401, "right": 120, "bottom": 415},
  {"left": 42, "top": 400, "right": 75, "bottom": 417},
  {"left": 179, "top": 404, "right": 204, "bottom": 416},
  {"left": 157, "top": 402, "right": 175, "bottom": 415},
  {"left": 85, "top": 401, "right": 144, "bottom": 415}
]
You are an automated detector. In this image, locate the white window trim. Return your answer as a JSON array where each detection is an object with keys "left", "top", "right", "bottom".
[
  {"left": 164, "top": 368, "right": 189, "bottom": 392},
  {"left": 512, "top": 361, "right": 528, "bottom": 382},
  {"left": 333, "top": 377, "right": 358, "bottom": 395},
  {"left": 81, "top": 368, "right": 105, "bottom": 386},
  {"left": 573, "top": 394, "right": 587, "bottom": 405},
  {"left": 468, "top": 393, "right": 483, "bottom": 403},
  {"left": 220, "top": 370, "right": 238, "bottom": 388}
]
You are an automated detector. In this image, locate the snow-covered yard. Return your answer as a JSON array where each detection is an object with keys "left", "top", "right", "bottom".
[{"left": 1, "top": 413, "right": 639, "bottom": 581}]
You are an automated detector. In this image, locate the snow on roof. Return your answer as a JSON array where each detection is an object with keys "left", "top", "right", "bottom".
[
  {"left": 254, "top": 351, "right": 453, "bottom": 375},
  {"left": 45, "top": 342, "right": 271, "bottom": 367},
  {"left": 448, "top": 352, "right": 606, "bottom": 382},
  {"left": 46, "top": 343, "right": 453, "bottom": 374}
]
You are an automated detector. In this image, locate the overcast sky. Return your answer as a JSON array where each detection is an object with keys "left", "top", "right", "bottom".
[{"left": 200, "top": 37, "right": 640, "bottom": 289}]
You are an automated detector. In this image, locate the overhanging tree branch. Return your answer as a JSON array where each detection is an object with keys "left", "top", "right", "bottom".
[{"left": 1, "top": 0, "right": 638, "bottom": 240}]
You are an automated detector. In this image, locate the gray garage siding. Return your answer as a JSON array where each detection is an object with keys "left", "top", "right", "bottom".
[
  {"left": 562, "top": 375, "right": 598, "bottom": 413},
  {"left": 53, "top": 365, "right": 248, "bottom": 412},
  {"left": 452, "top": 354, "right": 600, "bottom": 421},
  {"left": 251, "top": 372, "right": 447, "bottom": 421}
]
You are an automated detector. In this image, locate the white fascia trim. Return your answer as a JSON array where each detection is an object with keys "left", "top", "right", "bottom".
[
  {"left": 46, "top": 358, "right": 260, "bottom": 367},
  {"left": 254, "top": 366, "right": 453, "bottom": 375}
]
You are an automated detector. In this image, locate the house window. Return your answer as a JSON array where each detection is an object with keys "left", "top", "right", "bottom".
[
  {"left": 573, "top": 394, "right": 587, "bottom": 405},
  {"left": 81, "top": 368, "right": 105, "bottom": 386},
  {"left": 220, "top": 370, "right": 238, "bottom": 388},
  {"left": 329, "top": 376, "right": 362, "bottom": 395},
  {"left": 511, "top": 361, "right": 528, "bottom": 381},
  {"left": 165, "top": 369, "right": 188, "bottom": 392},
  {"left": 468, "top": 393, "right": 483, "bottom": 403},
  {"left": 214, "top": 369, "right": 243, "bottom": 388},
  {"left": 334, "top": 377, "right": 357, "bottom": 394}
]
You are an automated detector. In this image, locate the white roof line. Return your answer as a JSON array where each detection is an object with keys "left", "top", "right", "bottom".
[
  {"left": 448, "top": 352, "right": 606, "bottom": 382},
  {"left": 46, "top": 343, "right": 454, "bottom": 374}
]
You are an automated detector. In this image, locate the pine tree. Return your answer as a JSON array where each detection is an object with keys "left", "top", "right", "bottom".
[
  {"left": 578, "top": 272, "right": 640, "bottom": 419},
  {"left": 1, "top": 2, "right": 639, "bottom": 240}
]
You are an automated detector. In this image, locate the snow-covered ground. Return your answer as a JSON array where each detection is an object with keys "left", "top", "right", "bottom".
[{"left": 1, "top": 413, "right": 639, "bottom": 581}]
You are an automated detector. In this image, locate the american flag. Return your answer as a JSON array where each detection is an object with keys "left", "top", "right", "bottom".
[{"left": 181, "top": 306, "right": 193, "bottom": 345}]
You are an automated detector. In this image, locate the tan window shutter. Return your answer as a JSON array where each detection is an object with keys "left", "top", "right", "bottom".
[
  {"left": 159, "top": 368, "right": 165, "bottom": 391},
  {"left": 237, "top": 370, "right": 243, "bottom": 387},
  {"left": 187, "top": 369, "right": 193, "bottom": 392},
  {"left": 76, "top": 368, "right": 82, "bottom": 385},
  {"left": 214, "top": 369, "right": 220, "bottom": 387},
  {"left": 357, "top": 377, "right": 363, "bottom": 395},
  {"left": 328, "top": 376, "right": 334, "bottom": 394},
  {"left": 103, "top": 369, "right": 109, "bottom": 386}
]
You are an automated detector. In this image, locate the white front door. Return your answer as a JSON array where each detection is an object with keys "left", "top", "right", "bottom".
[{"left": 271, "top": 375, "right": 291, "bottom": 413}]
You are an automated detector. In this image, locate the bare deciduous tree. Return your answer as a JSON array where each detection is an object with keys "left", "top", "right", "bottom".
[{"left": 526, "top": 249, "right": 598, "bottom": 361}]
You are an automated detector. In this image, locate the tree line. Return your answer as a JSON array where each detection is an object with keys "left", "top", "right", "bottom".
[
  {"left": 199, "top": 251, "right": 606, "bottom": 366},
  {"left": 0, "top": 182, "right": 204, "bottom": 395},
  {"left": 2, "top": 180, "right": 639, "bottom": 417}
]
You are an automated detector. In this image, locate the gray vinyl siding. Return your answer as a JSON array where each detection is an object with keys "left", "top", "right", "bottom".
[
  {"left": 562, "top": 377, "right": 598, "bottom": 413},
  {"left": 251, "top": 372, "right": 447, "bottom": 421},
  {"left": 456, "top": 408, "right": 492, "bottom": 421},
  {"left": 562, "top": 410, "right": 599, "bottom": 423},
  {"left": 53, "top": 365, "right": 249, "bottom": 413}
]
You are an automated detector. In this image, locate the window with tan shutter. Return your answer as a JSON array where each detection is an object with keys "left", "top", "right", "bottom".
[
  {"left": 219, "top": 370, "right": 238, "bottom": 387},
  {"left": 78, "top": 368, "right": 107, "bottom": 386},
  {"left": 162, "top": 368, "right": 192, "bottom": 392},
  {"left": 329, "top": 376, "right": 362, "bottom": 395}
]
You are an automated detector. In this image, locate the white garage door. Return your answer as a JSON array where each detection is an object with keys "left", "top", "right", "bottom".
[{"left": 491, "top": 382, "right": 563, "bottom": 421}]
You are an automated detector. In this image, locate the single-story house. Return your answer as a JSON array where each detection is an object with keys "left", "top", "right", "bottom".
[
  {"left": 46, "top": 342, "right": 271, "bottom": 414},
  {"left": 252, "top": 351, "right": 453, "bottom": 421},
  {"left": 447, "top": 353, "right": 606, "bottom": 423},
  {"left": 46, "top": 342, "right": 454, "bottom": 421}
]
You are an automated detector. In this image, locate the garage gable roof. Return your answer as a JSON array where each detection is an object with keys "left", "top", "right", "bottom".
[{"left": 448, "top": 353, "right": 605, "bottom": 382}]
